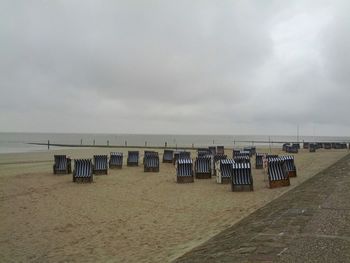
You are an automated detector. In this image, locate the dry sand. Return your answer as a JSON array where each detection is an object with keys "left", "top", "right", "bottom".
[{"left": 0, "top": 147, "right": 348, "bottom": 262}]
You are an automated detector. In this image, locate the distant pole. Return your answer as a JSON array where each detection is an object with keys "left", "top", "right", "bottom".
[
  {"left": 80, "top": 139, "right": 82, "bottom": 145},
  {"left": 145, "top": 141, "right": 147, "bottom": 147},
  {"left": 213, "top": 139, "right": 214, "bottom": 145},
  {"left": 165, "top": 142, "right": 167, "bottom": 148},
  {"left": 125, "top": 140, "right": 127, "bottom": 147},
  {"left": 48, "top": 140, "right": 50, "bottom": 150},
  {"left": 297, "top": 124, "right": 299, "bottom": 143},
  {"left": 269, "top": 136, "right": 272, "bottom": 153},
  {"left": 192, "top": 143, "right": 194, "bottom": 148},
  {"left": 107, "top": 140, "right": 109, "bottom": 146},
  {"left": 93, "top": 139, "right": 95, "bottom": 146}
]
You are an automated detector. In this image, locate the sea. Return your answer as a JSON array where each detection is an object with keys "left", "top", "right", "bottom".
[{"left": 0, "top": 132, "right": 349, "bottom": 154}]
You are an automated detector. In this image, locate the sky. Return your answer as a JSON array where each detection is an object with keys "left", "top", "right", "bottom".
[{"left": 1, "top": 0, "right": 350, "bottom": 136}]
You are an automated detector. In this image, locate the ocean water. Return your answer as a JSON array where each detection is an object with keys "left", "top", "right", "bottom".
[{"left": 0, "top": 132, "right": 349, "bottom": 154}]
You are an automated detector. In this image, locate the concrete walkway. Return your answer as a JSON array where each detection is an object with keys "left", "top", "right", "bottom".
[{"left": 174, "top": 154, "right": 350, "bottom": 263}]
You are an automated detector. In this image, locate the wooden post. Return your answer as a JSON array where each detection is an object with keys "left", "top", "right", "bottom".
[
  {"left": 125, "top": 140, "right": 127, "bottom": 147},
  {"left": 80, "top": 139, "right": 83, "bottom": 145},
  {"left": 48, "top": 140, "right": 50, "bottom": 150},
  {"left": 165, "top": 142, "right": 167, "bottom": 148},
  {"left": 107, "top": 140, "right": 109, "bottom": 146},
  {"left": 93, "top": 139, "right": 95, "bottom": 146}
]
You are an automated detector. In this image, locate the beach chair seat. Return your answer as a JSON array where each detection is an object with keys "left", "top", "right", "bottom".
[
  {"left": 163, "top": 149, "right": 174, "bottom": 163},
  {"left": 216, "top": 159, "right": 234, "bottom": 184},
  {"left": 93, "top": 155, "right": 108, "bottom": 175},
  {"left": 176, "top": 158, "right": 193, "bottom": 183},
  {"left": 231, "top": 162, "right": 253, "bottom": 191},
  {"left": 281, "top": 155, "right": 297, "bottom": 177},
  {"left": 194, "top": 156, "right": 211, "bottom": 179},
  {"left": 109, "top": 152, "right": 123, "bottom": 169},
  {"left": 127, "top": 151, "right": 139, "bottom": 166},
  {"left": 267, "top": 157, "right": 290, "bottom": 188},
  {"left": 144, "top": 152, "right": 159, "bottom": 172},
  {"left": 73, "top": 159, "right": 93, "bottom": 183},
  {"left": 53, "top": 155, "right": 72, "bottom": 174}
]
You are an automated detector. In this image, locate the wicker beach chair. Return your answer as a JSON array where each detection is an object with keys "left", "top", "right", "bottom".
[
  {"left": 286, "top": 145, "right": 298, "bottom": 153},
  {"left": 144, "top": 152, "right": 159, "bottom": 172},
  {"left": 93, "top": 155, "right": 108, "bottom": 175},
  {"left": 216, "top": 159, "right": 234, "bottom": 184},
  {"left": 176, "top": 158, "right": 194, "bottom": 183},
  {"left": 73, "top": 159, "right": 93, "bottom": 183},
  {"left": 281, "top": 155, "right": 297, "bottom": 177},
  {"left": 231, "top": 162, "right": 253, "bottom": 191},
  {"left": 234, "top": 155, "right": 250, "bottom": 164},
  {"left": 109, "top": 152, "right": 123, "bottom": 169},
  {"left": 303, "top": 142, "right": 309, "bottom": 149},
  {"left": 163, "top": 149, "right": 174, "bottom": 163},
  {"left": 267, "top": 157, "right": 290, "bottom": 188},
  {"left": 53, "top": 155, "right": 71, "bottom": 174},
  {"left": 127, "top": 151, "right": 139, "bottom": 166},
  {"left": 194, "top": 156, "right": 211, "bottom": 179},
  {"left": 309, "top": 144, "right": 316, "bottom": 152}
]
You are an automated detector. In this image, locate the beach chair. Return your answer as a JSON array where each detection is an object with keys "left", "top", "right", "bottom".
[
  {"left": 292, "top": 143, "right": 300, "bottom": 149},
  {"left": 286, "top": 145, "right": 298, "bottom": 153},
  {"left": 180, "top": 151, "right": 191, "bottom": 159},
  {"left": 109, "top": 152, "right": 123, "bottom": 169},
  {"left": 194, "top": 156, "right": 211, "bottom": 179},
  {"left": 197, "top": 148, "right": 210, "bottom": 158},
  {"left": 208, "top": 146, "right": 216, "bottom": 155},
  {"left": 176, "top": 158, "right": 194, "bottom": 183},
  {"left": 163, "top": 149, "right": 174, "bottom": 163},
  {"left": 93, "top": 155, "right": 108, "bottom": 175},
  {"left": 236, "top": 151, "right": 250, "bottom": 158},
  {"left": 324, "top": 143, "right": 332, "bottom": 149},
  {"left": 231, "top": 162, "right": 253, "bottom": 191},
  {"left": 309, "top": 144, "right": 316, "bottom": 152},
  {"left": 53, "top": 155, "right": 71, "bottom": 174},
  {"left": 216, "top": 146, "right": 225, "bottom": 155},
  {"left": 303, "top": 142, "right": 309, "bottom": 149},
  {"left": 281, "top": 155, "right": 297, "bottom": 177},
  {"left": 127, "top": 151, "right": 139, "bottom": 166},
  {"left": 255, "top": 153, "right": 265, "bottom": 169},
  {"left": 267, "top": 157, "right": 290, "bottom": 188},
  {"left": 216, "top": 159, "right": 234, "bottom": 184},
  {"left": 232, "top": 149, "right": 241, "bottom": 158},
  {"left": 234, "top": 155, "right": 250, "bottom": 164},
  {"left": 144, "top": 152, "right": 159, "bottom": 172},
  {"left": 243, "top": 147, "right": 255, "bottom": 157},
  {"left": 73, "top": 159, "right": 93, "bottom": 183},
  {"left": 282, "top": 143, "right": 290, "bottom": 151}
]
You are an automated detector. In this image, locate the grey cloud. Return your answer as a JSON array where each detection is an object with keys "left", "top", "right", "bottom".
[{"left": 1, "top": 0, "right": 350, "bottom": 135}]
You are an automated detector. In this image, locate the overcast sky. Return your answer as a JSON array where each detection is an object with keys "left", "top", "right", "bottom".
[{"left": 1, "top": 0, "right": 349, "bottom": 136}]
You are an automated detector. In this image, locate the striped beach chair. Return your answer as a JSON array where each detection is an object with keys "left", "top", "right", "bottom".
[
  {"left": 267, "top": 157, "right": 290, "bottom": 188},
  {"left": 73, "top": 159, "right": 93, "bottom": 183},
  {"left": 163, "top": 149, "right": 174, "bottom": 163},
  {"left": 231, "top": 162, "right": 253, "bottom": 191},
  {"left": 144, "top": 152, "right": 159, "bottom": 172},
  {"left": 194, "top": 156, "right": 211, "bottom": 179},
  {"left": 93, "top": 155, "right": 108, "bottom": 175},
  {"left": 255, "top": 153, "right": 266, "bottom": 169},
  {"left": 176, "top": 158, "right": 194, "bottom": 183},
  {"left": 109, "top": 152, "right": 123, "bottom": 169},
  {"left": 281, "top": 155, "right": 297, "bottom": 177},
  {"left": 232, "top": 149, "right": 241, "bottom": 158},
  {"left": 216, "top": 159, "right": 234, "bottom": 184},
  {"left": 53, "top": 155, "right": 71, "bottom": 174},
  {"left": 234, "top": 155, "right": 250, "bottom": 164},
  {"left": 127, "top": 151, "right": 139, "bottom": 166},
  {"left": 243, "top": 147, "right": 255, "bottom": 157}
]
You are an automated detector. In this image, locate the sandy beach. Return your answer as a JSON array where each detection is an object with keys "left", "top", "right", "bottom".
[{"left": 0, "top": 147, "right": 348, "bottom": 262}]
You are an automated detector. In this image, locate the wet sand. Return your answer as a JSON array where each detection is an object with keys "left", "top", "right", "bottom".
[{"left": 0, "top": 147, "right": 348, "bottom": 262}]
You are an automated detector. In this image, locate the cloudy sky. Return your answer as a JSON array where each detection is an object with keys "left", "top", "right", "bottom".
[{"left": 1, "top": 0, "right": 349, "bottom": 136}]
